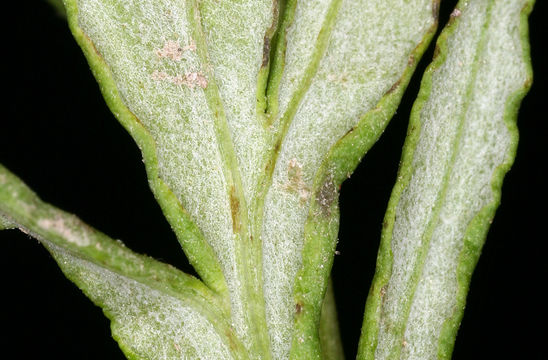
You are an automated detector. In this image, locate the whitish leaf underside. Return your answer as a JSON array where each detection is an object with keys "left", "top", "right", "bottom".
[
  {"left": 358, "top": 0, "right": 532, "bottom": 359},
  {"left": 263, "top": 1, "right": 435, "bottom": 357},
  {"left": 0, "top": 164, "right": 246, "bottom": 360}
]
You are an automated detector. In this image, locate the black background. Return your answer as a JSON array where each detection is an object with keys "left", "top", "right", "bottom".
[{"left": 1, "top": 1, "right": 546, "bottom": 358}]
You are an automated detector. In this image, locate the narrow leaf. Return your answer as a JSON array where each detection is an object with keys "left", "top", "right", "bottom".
[
  {"left": 261, "top": 1, "right": 439, "bottom": 358},
  {"left": 0, "top": 164, "right": 246, "bottom": 360},
  {"left": 358, "top": 0, "right": 534, "bottom": 359},
  {"left": 63, "top": 0, "right": 275, "bottom": 355}
]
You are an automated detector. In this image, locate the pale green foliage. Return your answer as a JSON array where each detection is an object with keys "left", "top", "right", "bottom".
[
  {"left": 0, "top": 163, "right": 246, "bottom": 359},
  {"left": 262, "top": 1, "right": 435, "bottom": 357},
  {"left": 358, "top": 0, "right": 533, "bottom": 359},
  {"left": 0, "top": 0, "right": 533, "bottom": 359},
  {"left": 361, "top": 1, "right": 530, "bottom": 359},
  {"left": 76, "top": 1, "right": 274, "bottom": 351}
]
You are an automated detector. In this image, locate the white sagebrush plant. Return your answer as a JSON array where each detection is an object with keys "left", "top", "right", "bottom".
[{"left": 0, "top": 0, "right": 534, "bottom": 359}]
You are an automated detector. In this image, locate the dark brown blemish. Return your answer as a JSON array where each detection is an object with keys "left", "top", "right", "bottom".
[
  {"left": 262, "top": 35, "right": 271, "bottom": 68},
  {"left": 433, "top": 44, "right": 441, "bottom": 60},
  {"left": 431, "top": 0, "right": 440, "bottom": 20},
  {"left": 386, "top": 79, "right": 401, "bottom": 95},
  {"left": 407, "top": 125, "right": 416, "bottom": 136},
  {"left": 230, "top": 186, "right": 241, "bottom": 233},
  {"left": 274, "top": 139, "right": 281, "bottom": 153},
  {"left": 83, "top": 33, "right": 103, "bottom": 59},
  {"left": 343, "top": 125, "right": 357, "bottom": 138},
  {"left": 408, "top": 54, "right": 416, "bottom": 66},
  {"left": 295, "top": 302, "right": 303, "bottom": 315},
  {"left": 316, "top": 177, "right": 337, "bottom": 216},
  {"left": 524, "top": 77, "right": 533, "bottom": 89}
]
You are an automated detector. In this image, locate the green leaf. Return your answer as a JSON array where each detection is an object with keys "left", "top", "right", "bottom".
[
  {"left": 0, "top": 164, "right": 246, "bottom": 359},
  {"left": 358, "top": 0, "right": 534, "bottom": 359}
]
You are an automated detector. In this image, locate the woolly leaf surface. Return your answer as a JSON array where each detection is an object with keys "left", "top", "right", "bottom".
[
  {"left": 358, "top": 0, "right": 534, "bottom": 359},
  {"left": 0, "top": 164, "right": 245, "bottom": 360}
]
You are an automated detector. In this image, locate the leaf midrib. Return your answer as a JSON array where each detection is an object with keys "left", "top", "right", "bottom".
[{"left": 188, "top": 0, "right": 273, "bottom": 358}]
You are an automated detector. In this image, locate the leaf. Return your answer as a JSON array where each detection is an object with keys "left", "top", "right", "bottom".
[
  {"left": 0, "top": 164, "right": 246, "bottom": 360},
  {"left": 357, "top": 0, "right": 534, "bottom": 359}
]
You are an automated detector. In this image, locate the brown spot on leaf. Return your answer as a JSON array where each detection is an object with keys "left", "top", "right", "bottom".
[
  {"left": 225, "top": 329, "right": 239, "bottom": 351},
  {"left": 295, "top": 302, "right": 303, "bottom": 315},
  {"left": 262, "top": 35, "right": 271, "bottom": 67},
  {"left": 151, "top": 71, "right": 208, "bottom": 89},
  {"left": 450, "top": 8, "right": 462, "bottom": 18},
  {"left": 432, "top": 0, "right": 440, "bottom": 20},
  {"left": 433, "top": 44, "right": 441, "bottom": 59},
  {"left": 408, "top": 54, "right": 415, "bottom": 66},
  {"left": 407, "top": 125, "right": 417, "bottom": 136},
  {"left": 343, "top": 126, "right": 357, "bottom": 138},
  {"left": 156, "top": 40, "right": 184, "bottom": 61},
  {"left": 274, "top": 139, "right": 281, "bottom": 153},
  {"left": 316, "top": 176, "right": 337, "bottom": 216},
  {"left": 283, "top": 158, "right": 310, "bottom": 203},
  {"left": 230, "top": 186, "right": 241, "bottom": 233},
  {"left": 83, "top": 34, "right": 103, "bottom": 60},
  {"left": 386, "top": 79, "right": 401, "bottom": 95}
]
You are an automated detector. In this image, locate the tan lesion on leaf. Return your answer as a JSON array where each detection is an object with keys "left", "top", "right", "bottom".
[
  {"left": 327, "top": 72, "right": 349, "bottom": 85},
  {"left": 295, "top": 301, "right": 303, "bottom": 315},
  {"left": 230, "top": 185, "right": 241, "bottom": 234},
  {"left": 283, "top": 158, "right": 310, "bottom": 203},
  {"left": 151, "top": 70, "right": 169, "bottom": 81},
  {"left": 37, "top": 214, "right": 91, "bottom": 247},
  {"left": 156, "top": 39, "right": 196, "bottom": 61},
  {"left": 151, "top": 70, "right": 208, "bottom": 89},
  {"left": 316, "top": 175, "right": 337, "bottom": 216}
]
